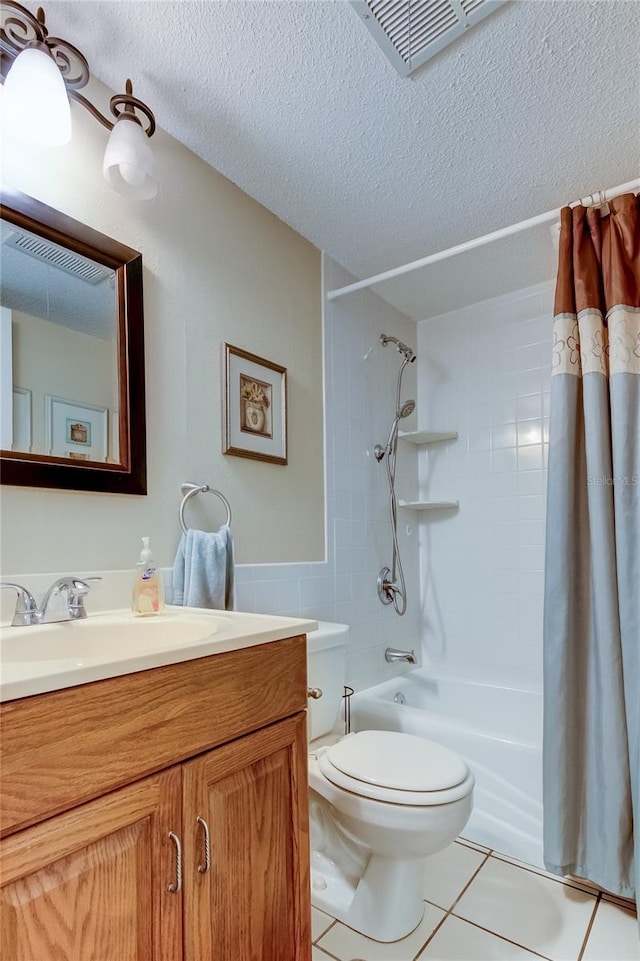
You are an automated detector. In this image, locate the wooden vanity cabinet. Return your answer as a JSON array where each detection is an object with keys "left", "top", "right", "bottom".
[
  {"left": 1, "top": 768, "right": 184, "bottom": 961},
  {"left": 0, "top": 636, "right": 311, "bottom": 961},
  {"left": 183, "top": 713, "right": 309, "bottom": 961}
]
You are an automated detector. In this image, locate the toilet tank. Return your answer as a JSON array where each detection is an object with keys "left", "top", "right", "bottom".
[{"left": 306, "top": 622, "right": 349, "bottom": 741}]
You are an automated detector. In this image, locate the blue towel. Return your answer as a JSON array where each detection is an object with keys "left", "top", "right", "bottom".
[{"left": 172, "top": 526, "right": 235, "bottom": 610}]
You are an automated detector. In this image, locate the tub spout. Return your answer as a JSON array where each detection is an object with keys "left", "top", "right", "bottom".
[{"left": 385, "top": 647, "right": 417, "bottom": 664}]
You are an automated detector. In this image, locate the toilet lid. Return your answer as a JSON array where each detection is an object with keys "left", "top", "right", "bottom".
[{"left": 326, "top": 730, "right": 469, "bottom": 792}]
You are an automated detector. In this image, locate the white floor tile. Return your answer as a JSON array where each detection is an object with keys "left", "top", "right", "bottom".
[
  {"left": 423, "top": 841, "right": 488, "bottom": 909},
  {"left": 313, "top": 906, "right": 335, "bottom": 942},
  {"left": 453, "top": 855, "right": 597, "bottom": 960},
  {"left": 457, "top": 835, "right": 491, "bottom": 854},
  {"left": 601, "top": 892, "right": 637, "bottom": 911},
  {"left": 417, "top": 914, "right": 545, "bottom": 959},
  {"left": 317, "top": 901, "right": 446, "bottom": 961},
  {"left": 457, "top": 836, "right": 492, "bottom": 854},
  {"left": 491, "top": 851, "right": 594, "bottom": 894},
  {"left": 313, "top": 946, "right": 335, "bottom": 960},
  {"left": 581, "top": 900, "right": 640, "bottom": 961}
]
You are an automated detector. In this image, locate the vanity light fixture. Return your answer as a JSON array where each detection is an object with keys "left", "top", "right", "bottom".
[{"left": 0, "top": 1, "right": 158, "bottom": 199}]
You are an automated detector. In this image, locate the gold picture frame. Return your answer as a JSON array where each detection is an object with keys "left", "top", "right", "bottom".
[{"left": 223, "top": 344, "right": 287, "bottom": 465}]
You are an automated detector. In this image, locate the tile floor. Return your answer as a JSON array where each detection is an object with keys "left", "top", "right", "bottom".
[{"left": 311, "top": 838, "right": 639, "bottom": 961}]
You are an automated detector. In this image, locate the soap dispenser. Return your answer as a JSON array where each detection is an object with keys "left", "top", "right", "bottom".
[{"left": 132, "top": 536, "right": 165, "bottom": 616}]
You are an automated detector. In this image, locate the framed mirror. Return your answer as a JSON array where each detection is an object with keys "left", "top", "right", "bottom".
[{"left": 0, "top": 187, "right": 146, "bottom": 494}]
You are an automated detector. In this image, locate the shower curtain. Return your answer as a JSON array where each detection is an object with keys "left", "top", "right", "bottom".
[{"left": 543, "top": 193, "right": 639, "bottom": 902}]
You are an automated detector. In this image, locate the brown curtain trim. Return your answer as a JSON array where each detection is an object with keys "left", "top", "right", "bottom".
[{"left": 553, "top": 193, "right": 640, "bottom": 319}]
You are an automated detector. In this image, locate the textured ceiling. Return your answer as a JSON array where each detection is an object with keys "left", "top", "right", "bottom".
[{"left": 43, "top": 0, "right": 639, "bottom": 319}]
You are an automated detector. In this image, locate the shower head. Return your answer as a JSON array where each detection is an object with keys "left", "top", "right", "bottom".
[
  {"left": 397, "top": 399, "right": 416, "bottom": 419},
  {"left": 380, "top": 334, "right": 416, "bottom": 363},
  {"left": 376, "top": 398, "right": 416, "bottom": 460}
]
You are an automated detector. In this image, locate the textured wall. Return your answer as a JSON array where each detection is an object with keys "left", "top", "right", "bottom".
[
  {"left": 0, "top": 80, "right": 323, "bottom": 572},
  {"left": 234, "top": 255, "right": 421, "bottom": 691}
]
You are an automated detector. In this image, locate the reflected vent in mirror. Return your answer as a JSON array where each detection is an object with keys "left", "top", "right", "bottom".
[
  {"left": 2, "top": 229, "right": 110, "bottom": 284},
  {"left": 351, "top": 0, "right": 507, "bottom": 76}
]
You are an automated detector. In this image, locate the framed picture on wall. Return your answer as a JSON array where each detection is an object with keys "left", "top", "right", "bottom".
[
  {"left": 45, "top": 395, "right": 108, "bottom": 462},
  {"left": 223, "top": 344, "right": 287, "bottom": 465}
]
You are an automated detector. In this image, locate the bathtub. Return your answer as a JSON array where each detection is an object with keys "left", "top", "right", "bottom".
[{"left": 351, "top": 670, "right": 544, "bottom": 867}]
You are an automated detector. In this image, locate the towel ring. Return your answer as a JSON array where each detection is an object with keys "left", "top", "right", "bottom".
[{"left": 179, "top": 483, "right": 232, "bottom": 534}]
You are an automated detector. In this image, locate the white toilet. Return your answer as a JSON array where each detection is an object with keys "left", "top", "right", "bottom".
[{"left": 307, "top": 623, "right": 474, "bottom": 943}]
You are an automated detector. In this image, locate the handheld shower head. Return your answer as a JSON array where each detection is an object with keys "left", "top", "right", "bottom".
[
  {"left": 397, "top": 399, "right": 416, "bottom": 419},
  {"left": 378, "top": 398, "right": 415, "bottom": 458},
  {"left": 380, "top": 334, "right": 416, "bottom": 363}
]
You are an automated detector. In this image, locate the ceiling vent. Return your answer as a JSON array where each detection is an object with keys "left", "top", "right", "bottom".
[
  {"left": 2, "top": 229, "right": 110, "bottom": 284},
  {"left": 351, "top": 0, "right": 507, "bottom": 76}
]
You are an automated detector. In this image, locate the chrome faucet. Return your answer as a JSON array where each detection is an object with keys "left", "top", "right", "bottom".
[
  {"left": 1, "top": 576, "right": 100, "bottom": 626},
  {"left": 0, "top": 583, "right": 39, "bottom": 626},
  {"left": 38, "top": 577, "right": 95, "bottom": 624},
  {"left": 385, "top": 647, "right": 417, "bottom": 664}
]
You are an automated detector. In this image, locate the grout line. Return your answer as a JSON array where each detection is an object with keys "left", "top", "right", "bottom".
[
  {"left": 312, "top": 935, "right": 342, "bottom": 961},
  {"left": 456, "top": 836, "right": 493, "bottom": 855},
  {"left": 312, "top": 916, "right": 337, "bottom": 945},
  {"left": 447, "top": 849, "right": 492, "bottom": 912},
  {"left": 444, "top": 914, "right": 554, "bottom": 960},
  {"left": 314, "top": 918, "right": 337, "bottom": 945},
  {"left": 412, "top": 907, "right": 450, "bottom": 961},
  {"left": 490, "top": 851, "right": 602, "bottom": 895},
  {"left": 412, "top": 851, "right": 493, "bottom": 960},
  {"left": 599, "top": 891, "right": 637, "bottom": 911},
  {"left": 576, "top": 892, "right": 601, "bottom": 961}
]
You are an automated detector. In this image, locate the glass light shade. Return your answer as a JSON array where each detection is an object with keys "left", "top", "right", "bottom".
[
  {"left": 103, "top": 115, "right": 158, "bottom": 200},
  {"left": 2, "top": 46, "right": 72, "bottom": 146}
]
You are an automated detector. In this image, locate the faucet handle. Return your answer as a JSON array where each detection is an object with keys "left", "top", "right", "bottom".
[
  {"left": 68, "top": 577, "right": 102, "bottom": 618},
  {"left": 39, "top": 575, "right": 101, "bottom": 623},
  {"left": 1, "top": 582, "right": 38, "bottom": 627}
]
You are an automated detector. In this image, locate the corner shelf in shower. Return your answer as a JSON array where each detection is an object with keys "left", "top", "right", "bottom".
[
  {"left": 398, "top": 499, "right": 459, "bottom": 511},
  {"left": 398, "top": 429, "right": 458, "bottom": 445}
]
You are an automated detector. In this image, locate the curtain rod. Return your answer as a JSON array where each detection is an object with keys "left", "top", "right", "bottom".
[{"left": 326, "top": 178, "right": 640, "bottom": 302}]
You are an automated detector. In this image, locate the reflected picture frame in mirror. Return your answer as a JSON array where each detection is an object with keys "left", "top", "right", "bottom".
[{"left": 0, "top": 187, "right": 146, "bottom": 494}]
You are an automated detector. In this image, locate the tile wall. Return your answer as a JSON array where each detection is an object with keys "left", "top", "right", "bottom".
[
  {"left": 235, "top": 255, "right": 421, "bottom": 691},
  {"left": 417, "top": 280, "right": 555, "bottom": 693}
]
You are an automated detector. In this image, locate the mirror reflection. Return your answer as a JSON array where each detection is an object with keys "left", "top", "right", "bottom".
[{"left": 1, "top": 222, "right": 120, "bottom": 464}]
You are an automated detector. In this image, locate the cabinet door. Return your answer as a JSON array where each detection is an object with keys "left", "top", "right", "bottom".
[
  {"left": 0, "top": 768, "right": 182, "bottom": 961},
  {"left": 183, "top": 713, "right": 311, "bottom": 961}
]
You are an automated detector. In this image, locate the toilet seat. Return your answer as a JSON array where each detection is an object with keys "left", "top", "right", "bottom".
[{"left": 318, "top": 730, "right": 473, "bottom": 806}]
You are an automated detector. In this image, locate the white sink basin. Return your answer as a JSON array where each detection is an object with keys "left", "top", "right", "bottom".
[
  {"left": 1, "top": 609, "right": 227, "bottom": 662},
  {"left": 0, "top": 606, "right": 317, "bottom": 702}
]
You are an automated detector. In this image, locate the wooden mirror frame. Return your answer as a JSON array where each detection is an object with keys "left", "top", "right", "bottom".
[{"left": 0, "top": 188, "right": 146, "bottom": 495}]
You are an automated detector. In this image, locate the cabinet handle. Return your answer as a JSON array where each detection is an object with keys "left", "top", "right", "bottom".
[
  {"left": 307, "top": 687, "right": 323, "bottom": 699},
  {"left": 196, "top": 815, "right": 211, "bottom": 874},
  {"left": 167, "top": 831, "right": 182, "bottom": 893}
]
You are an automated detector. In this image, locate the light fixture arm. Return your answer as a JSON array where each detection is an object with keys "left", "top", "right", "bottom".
[{"left": 0, "top": 1, "right": 155, "bottom": 137}]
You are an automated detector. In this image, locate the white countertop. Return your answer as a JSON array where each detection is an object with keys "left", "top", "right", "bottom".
[{"left": 0, "top": 606, "right": 317, "bottom": 702}]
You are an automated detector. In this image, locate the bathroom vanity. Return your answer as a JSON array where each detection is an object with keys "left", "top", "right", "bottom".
[{"left": 0, "top": 625, "right": 312, "bottom": 961}]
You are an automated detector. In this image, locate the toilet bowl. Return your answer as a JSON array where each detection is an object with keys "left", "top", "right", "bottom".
[{"left": 307, "top": 624, "right": 474, "bottom": 943}]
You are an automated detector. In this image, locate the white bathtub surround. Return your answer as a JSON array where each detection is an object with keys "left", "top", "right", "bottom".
[
  {"left": 351, "top": 670, "right": 543, "bottom": 867},
  {"left": 401, "top": 281, "right": 554, "bottom": 864},
  {"left": 417, "top": 279, "right": 554, "bottom": 694}
]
